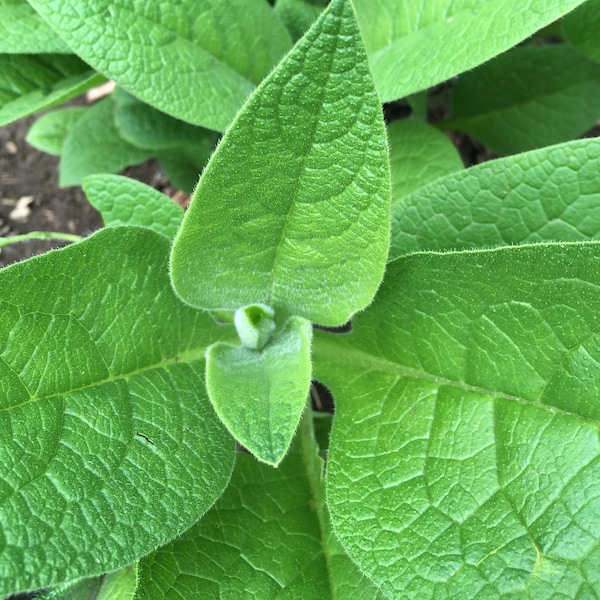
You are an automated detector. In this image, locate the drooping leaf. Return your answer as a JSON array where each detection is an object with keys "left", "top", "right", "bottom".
[
  {"left": 206, "top": 317, "right": 312, "bottom": 465},
  {"left": 564, "top": 0, "right": 600, "bottom": 64},
  {"left": 60, "top": 96, "right": 152, "bottom": 186},
  {"left": 0, "top": 53, "right": 103, "bottom": 127},
  {"left": 315, "top": 242, "right": 600, "bottom": 599},
  {"left": 387, "top": 119, "right": 463, "bottom": 203},
  {"left": 390, "top": 138, "right": 600, "bottom": 259},
  {"left": 26, "top": 107, "right": 87, "bottom": 156},
  {"left": 170, "top": 0, "right": 390, "bottom": 326},
  {"left": 27, "top": 0, "right": 292, "bottom": 131},
  {"left": 83, "top": 174, "right": 184, "bottom": 239},
  {"left": 134, "top": 415, "right": 385, "bottom": 599},
  {"left": 442, "top": 45, "right": 600, "bottom": 155},
  {"left": 352, "top": 0, "right": 590, "bottom": 103},
  {"left": 0, "top": 227, "right": 236, "bottom": 594}
]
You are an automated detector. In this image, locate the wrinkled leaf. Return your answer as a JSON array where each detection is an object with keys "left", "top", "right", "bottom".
[
  {"left": 564, "top": 0, "right": 600, "bottom": 64},
  {"left": 390, "top": 138, "right": 600, "bottom": 259},
  {"left": 315, "top": 242, "right": 600, "bottom": 599},
  {"left": 0, "top": 227, "right": 236, "bottom": 594},
  {"left": 171, "top": 0, "right": 390, "bottom": 326},
  {"left": 442, "top": 45, "right": 600, "bottom": 155},
  {"left": 83, "top": 174, "right": 184, "bottom": 239},
  {"left": 26, "top": 107, "right": 87, "bottom": 156}
]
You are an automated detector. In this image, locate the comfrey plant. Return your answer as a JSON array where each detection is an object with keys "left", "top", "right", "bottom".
[{"left": 1, "top": 0, "right": 600, "bottom": 598}]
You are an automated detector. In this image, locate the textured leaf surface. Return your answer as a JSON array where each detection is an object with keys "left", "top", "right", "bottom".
[
  {"left": 60, "top": 96, "right": 151, "bottom": 186},
  {"left": 171, "top": 0, "right": 390, "bottom": 326},
  {"left": 83, "top": 174, "right": 184, "bottom": 239},
  {"left": 564, "top": 0, "right": 600, "bottom": 63},
  {"left": 442, "top": 45, "right": 600, "bottom": 155},
  {"left": 26, "top": 107, "right": 87, "bottom": 156},
  {"left": 0, "top": 54, "right": 103, "bottom": 127},
  {"left": 388, "top": 120, "right": 463, "bottom": 203},
  {"left": 314, "top": 242, "right": 600, "bottom": 599},
  {"left": 273, "top": 0, "right": 324, "bottom": 42},
  {"left": 390, "top": 139, "right": 600, "bottom": 259},
  {"left": 27, "top": 0, "right": 291, "bottom": 130},
  {"left": 207, "top": 317, "right": 312, "bottom": 465},
  {"left": 0, "top": 1, "right": 70, "bottom": 53},
  {"left": 352, "top": 0, "right": 590, "bottom": 103},
  {"left": 0, "top": 227, "right": 235, "bottom": 594},
  {"left": 135, "top": 416, "right": 384, "bottom": 599}
]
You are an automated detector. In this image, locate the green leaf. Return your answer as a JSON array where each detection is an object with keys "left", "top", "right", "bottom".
[
  {"left": 60, "top": 96, "right": 152, "bottom": 187},
  {"left": 0, "top": 226, "right": 236, "bottom": 594},
  {"left": 388, "top": 120, "right": 463, "bottom": 203},
  {"left": 27, "top": 0, "right": 292, "bottom": 131},
  {"left": 315, "top": 242, "right": 600, "bottom": 599},
  {"left": 155, "top": 145, "right": 210, "bottom": 194},
  {"left": 83, "top": 174, "right": 184, "bottom": 239},
  {"left": 0, "top": 54, "right": 104, "bottom": 127},
  {"left": 206, "top": 317, "right": 312, "bottom": 465},
  {"left": 134, "top": 415, "right": 384, "bottom": 599},
  {"left": 170, "top": 0, "right": 390, "bottom": 326},
  {"left": 26, "top": 107, "right": 87, "bottom": 156},
  {"left": 564, "top": 0, "right": 600, "bottom": 64},
  {"left": 352, "top": 0, "right": 591, "bottom": 103},
  {"left": 442, "top": 45, "right": 600, "bottom": 155},
  {"left": 274, "top": 0, "right": 324, "bottom": 42},
  {"left": 0, "top": 1, "right": 70, "bottom": 53},
  {"left": 390, "top": 138, "right": 600, "bottom": 259}
]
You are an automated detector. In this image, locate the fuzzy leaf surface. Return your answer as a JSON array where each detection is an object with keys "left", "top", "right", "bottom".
[
  {"left": 26, "top": 107, "right": 87, "bottom": 156},
  {"left": 0, "top": 227, "right": 235, "bottom": 594},
  {"left": 352, "top": 0, "right": 590, "bottom": 102},
  {"left": 170, "top": 0, "right": 390, "bottom": 326},
  {"left": 443, "top": 45, "right": 600, "bottom": 155},
  {"left": 390, "top": 139, "right": 600, "bottom": 259},
  {"left": 134, "top": 417, "right": 384, "bottom": 599},
  {"left": 564, "top": 0, "right": 600, "bottom": 63},
  {"left": 388, "top": 120, "right": 463, "bottom": 203},
  {"left": 206, "top": 317, "right": 312, "bottom": 465},
  {"left": 83, "top": 174, "right": 184, "bottom": 239},
  {"left": 26, "top": 0, "right": 291, "bottom": 131},
  {"left": 315, "top": 242, "right": 600, "bottom": 599},
  {"left": 0, "top": 54, "right": 103, "bottom": 126}
]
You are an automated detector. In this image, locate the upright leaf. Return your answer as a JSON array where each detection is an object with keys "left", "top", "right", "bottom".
[
  {"left": 352, "top": 0, "right": 590, "bottom": 102},
  {"left": 171, "top": 0, "right": 390, "bottom": 327},
  {"left": 0, "top": 227, "right": 235, "bottom": 594},
  {"left": 315, "top": 242, "right": 600, "bottom": 599},
  {"left": 27, "top": 0, "right": 292, "bottom": 131}
]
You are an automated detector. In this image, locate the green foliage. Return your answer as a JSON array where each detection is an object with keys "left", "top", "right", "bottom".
[{"left": 1, "top": 0, "right": 600, "bottom": 598}]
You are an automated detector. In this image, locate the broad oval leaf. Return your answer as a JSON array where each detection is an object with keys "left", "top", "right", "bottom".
[
  {"left": 170, "top": 0, "right": 390, "bottom": 326},
  {"left": 0, "top": 227, "right": 235, "bottom": 594},
  {"left": 27, "top": 0, "right": 292, "bottom": 131},
  {"left": 390, "top": 138, "right": 600, "bottom": 259},
  {"left": 352, "top": 0, "right": 590, "bottom": 103},
  {"left": 315, "top": 242, "right": 600, "bottom": 599}
]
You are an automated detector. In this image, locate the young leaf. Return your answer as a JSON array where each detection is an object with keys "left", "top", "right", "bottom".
[
  {"left": 0, "top": 227, "right": 236, "bottom": 594},
  {"left": 26, "top": 0, "right": 292, "bottom": 131},
  {"left": 60, "top": 96, "right": 152, "bottom": 186},
  {"left": 206, "top": 317, "right": 312, "bottom": 465},
  {"left": 83, "top": 174, "right": 184, "bottom": 239},
  {"left": 171, "top": 0, "right": 390, "bottom": 326},
  {"left": 26, "top": 107, "right": 87, "bottom": 156},
  {"left": 352, "top": 0, "right": 590, "bottom": 103},
  {"left": 564, "top": 0, "right": 600, "bottom": 64},
  {"left": 315, "top": 242, "right": 600, "bottom": 599},
  {"left": 390, "top": 138, "right": 600, "bottom": 259},
  {"left": 442, "top": 45, "right": 600, "bottom": 155},
  {"left": 134, "top": 415, "right": 384, "bottom": 599},
  {"left": 0, "top": 54, "right": 103, "bottom": 127},
  {"left": 273, "top": 0, "right": 324, "bottom": 42},
  {"left": 388, "top": 120, "right": 463, "bottom": 203}
]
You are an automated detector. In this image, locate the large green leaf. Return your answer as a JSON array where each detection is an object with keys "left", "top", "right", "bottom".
[
  {"left": 315, "top": 242, "right": 600, "bottom": 599},
  {"left": 0, "top": 227, "right": 236, "bottom": 594},
  {"left": 564, "top": 0, "right": 600, "bottom": 64},
  {"left": 0, "top": 53, "right": 103, "bottom": 127},
  {"left": 442, "top": 45, "right": 600, "bottom": 155},
  {"left": 390, "top": 139, "right": 600, "bottom": 259},
  {"left": 134, "top": 415, "right": 384, "bottom": 599},
  {"left": 352, "top": 0, "right": 590, "bottom": 103},
  {"left": 170, "top": 0, "right": 390, "bottom": 326},
  {"left": 27, "top": 0, "right": 291, "bottom": 131}
]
